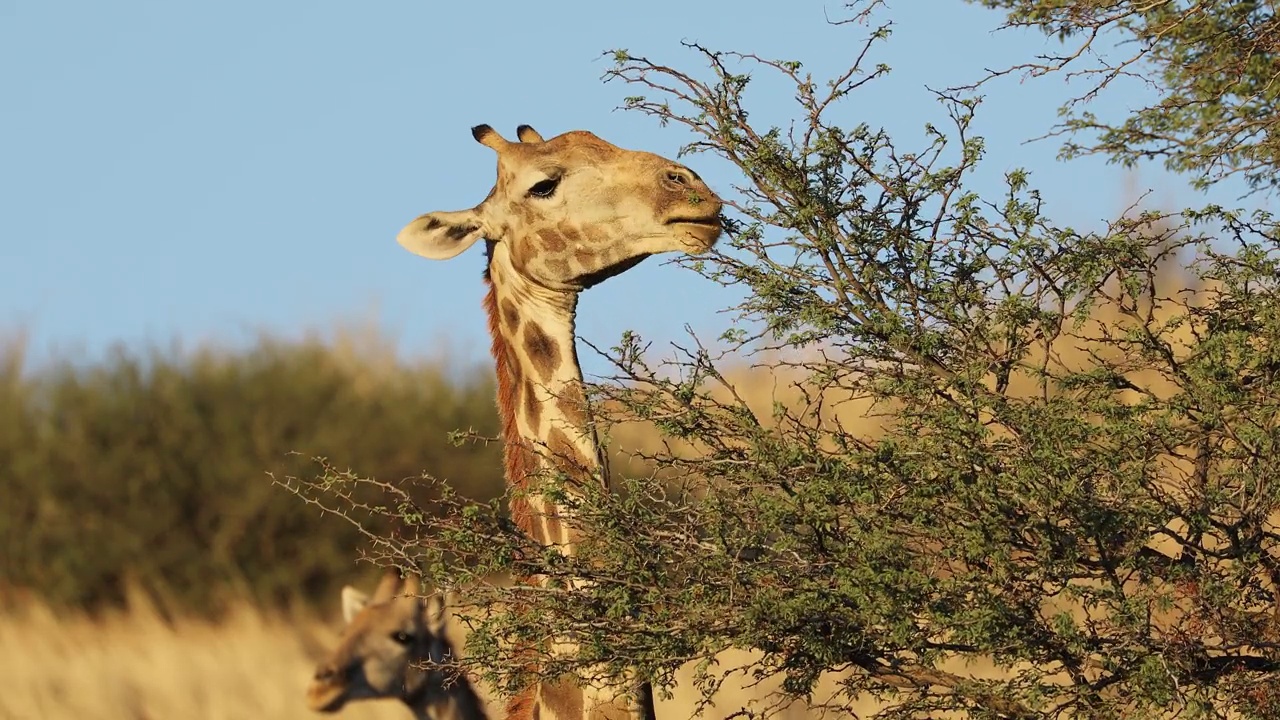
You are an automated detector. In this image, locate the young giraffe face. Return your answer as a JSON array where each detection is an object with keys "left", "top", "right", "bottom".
[
  {"left": 306, "top": 573, "right": 451, "bottom": 713},
  {"left": 396, "top": 124, "right": 723, "bottom": 289}
]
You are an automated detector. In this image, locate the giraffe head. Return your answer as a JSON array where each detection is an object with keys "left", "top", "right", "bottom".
[
  {"left": 396, "top": 124, "right": 723, "bottom": 289},
  {"left": 306, "top": 571, "right": 456, "bottom": 714}
]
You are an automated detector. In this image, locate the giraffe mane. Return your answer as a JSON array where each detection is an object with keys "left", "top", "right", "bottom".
[
  {"left": 482, "top": 243, "right": 536, "bottom": 538},
  {"left": 482, "top": 242, "right": 581, "bottom": 719},
  {"left": 503, "top": 688, "right": 537, "bottom": 720}
]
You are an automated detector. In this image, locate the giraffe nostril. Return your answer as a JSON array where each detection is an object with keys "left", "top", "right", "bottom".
[{"left": 315, "top": 666, "right": 336, "bottom": 682}]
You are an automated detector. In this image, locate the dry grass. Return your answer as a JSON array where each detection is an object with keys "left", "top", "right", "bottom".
[
  {"left": 0, "top": 587, "right": 869, "bottom": 720},
  {"left": 0, "top": 591, "right": 406, "bottom": 720}
]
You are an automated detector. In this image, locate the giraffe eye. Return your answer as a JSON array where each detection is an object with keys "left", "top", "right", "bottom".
[
  {"left": 528, "top": 177, "right": 560, "bottom": 198},
  {"left": 390, "top": 631, "right": 414, "bottom": 645}
]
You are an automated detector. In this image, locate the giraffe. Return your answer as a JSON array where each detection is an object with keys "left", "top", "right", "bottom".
[
  {"left": 395, "top": 124, "right": 723, "bottom": 720},
  {"left": 307, "top": 569, "right": 493, "bottom": 720},
  {"left": 304, "top": 570, "right": 852, "bottom": 720}
]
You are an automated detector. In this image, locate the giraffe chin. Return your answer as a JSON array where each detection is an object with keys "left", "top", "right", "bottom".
[
  {"left": 579, "top": 254, "right": 650, "bottom": 289},
  {"left": 305, "top": 682, "right": 350, "bottom": 713},
  {"left": 671, "top": 221, "right": 723, "bottom": 253}
]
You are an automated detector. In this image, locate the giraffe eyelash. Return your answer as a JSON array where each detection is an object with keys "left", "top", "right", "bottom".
[{"left": 527, "top": 177, "right": 560, "bottom": 198}]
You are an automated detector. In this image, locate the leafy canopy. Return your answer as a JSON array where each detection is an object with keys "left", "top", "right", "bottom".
[{"left": 298, "top": 2, "right": 1280, "bottom": 717}]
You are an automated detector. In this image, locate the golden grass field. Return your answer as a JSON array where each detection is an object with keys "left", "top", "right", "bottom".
[
  {"left": 0, "top": 590, "right": 411, "bottom": 720},
  {"left": 0, "top": 587, "right": 877, "bottom": 720}
]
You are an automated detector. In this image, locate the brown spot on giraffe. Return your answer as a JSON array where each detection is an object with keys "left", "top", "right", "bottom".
[
  {"left": 538, "top": 227, "right": 567, "bottom": 252},
  {"left": 555, "top": 382, "right": 589, "bottom": 428},
  {"left": 546, "top": 426, "right": 592, "bottom": 476},
  {"left": 522, "top": 322, "right": 559, "bottom": 381},
  {"left": 557, "top": 222, "right": 584, "bottom": 247},
  {"left": 523, "top": 378, "right": 542, "bottom": 429},
  {"left": 531, "top": 494, "right": 566, "bottom": 549},
  {"left": 501, "top": 298, "right": 521, "bottom": 332}
]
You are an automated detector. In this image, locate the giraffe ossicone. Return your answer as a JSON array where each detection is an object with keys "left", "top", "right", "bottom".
[{"left": 396, "top": 124, "right": 723, "bottom": 720}]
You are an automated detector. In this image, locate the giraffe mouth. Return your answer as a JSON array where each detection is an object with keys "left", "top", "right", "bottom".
[
  {"left": 666, "top": 216, "right": 722, "bottom": 228},
  {"left": 666, "top": 214, "right": 723, "bottom": 252},
  {"left": 306, "top": 681, "right": 350, "bottom": 713}
]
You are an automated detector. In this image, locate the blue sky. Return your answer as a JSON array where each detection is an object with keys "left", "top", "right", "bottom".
[{"left": 0, "top": 1, "right": 1259, "bottom": 379}]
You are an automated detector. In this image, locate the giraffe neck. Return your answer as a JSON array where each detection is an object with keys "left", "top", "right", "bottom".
[
  {"left": 403, "top": 596, "right": 490, "bottom": 720},
  {"left": 483, "top": 241, "right": 605, "bottom": 550},
  {"left": 483, "top": 242, "right": 643, "bottom": 720},
  {"left": 403, "top": 671, "right": 489, "bottom": 720}
]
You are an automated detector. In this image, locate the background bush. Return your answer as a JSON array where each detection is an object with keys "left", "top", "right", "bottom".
[{"left": 0, "top": 328, "right": 501, "bottom": 616}]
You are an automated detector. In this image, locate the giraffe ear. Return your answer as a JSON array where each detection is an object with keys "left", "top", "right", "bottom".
[
  {"left": 423, "top": 593, "right": 447, "bottom": 634},
  {"left": 340, "top": 586, "right": 370, "bottom": 624},
  {"left": 396, "top": 209, "right": 486, "bottom": 261}
]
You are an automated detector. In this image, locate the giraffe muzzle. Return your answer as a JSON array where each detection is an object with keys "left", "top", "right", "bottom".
[{"left": 306, "top": 662, "right": 358, "bottom": 712}]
